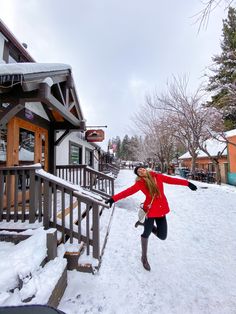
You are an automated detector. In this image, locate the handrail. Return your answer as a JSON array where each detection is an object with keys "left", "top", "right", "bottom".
[
  {"left": 56, "top": 164, "right": 115, "bottom": 197},
  {"left": 0, "top": 165, "right": 110, "bottom": 260}
]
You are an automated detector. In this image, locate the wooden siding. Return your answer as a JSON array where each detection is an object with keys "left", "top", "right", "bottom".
[{"left": 228, "top": 135, "right": 236, "bottom": 173}]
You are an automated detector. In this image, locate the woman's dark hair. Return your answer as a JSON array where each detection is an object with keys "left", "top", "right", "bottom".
[
  {"left": 134, "top": 166, "right": 143, "bottom": 176},
  {"left": 135, "top": 168, "right": 160, "bottom": 197}
]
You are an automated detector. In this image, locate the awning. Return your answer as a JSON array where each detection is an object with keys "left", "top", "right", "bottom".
[{"left": 0, "top": 63, "right": 85, "bottom": 130}]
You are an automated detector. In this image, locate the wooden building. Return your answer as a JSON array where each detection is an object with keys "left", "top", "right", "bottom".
[
  {"left": 0, "top": 19, "right": 111, "bottom": 174},
  {"left": 179, "top": 132, "right": 236, "bottom": 186},
  {"left": 0, "top": 19, "right": 118, "bottom": 286},
  {"left": 227, "top": 129, "right": 236, "bottom": 185}
]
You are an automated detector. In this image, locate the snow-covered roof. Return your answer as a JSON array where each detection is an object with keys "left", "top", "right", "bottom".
[
  {"left": 0, "top": 62, "right": 71, "bottom": 76},
  {"left": 179, "top": 137, "right": 227, "bottom": 159},
  {"left": 226, "top": 128, "right": 236, "bottom": 138},
  {"left": 179, "top": 129, "right": 236, "bottom": 160}
]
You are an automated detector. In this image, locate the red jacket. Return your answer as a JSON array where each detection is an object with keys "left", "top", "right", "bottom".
[{"left": 112, "top": 171, "right": 189, "bottom": 217}]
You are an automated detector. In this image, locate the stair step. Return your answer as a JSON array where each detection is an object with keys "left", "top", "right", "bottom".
[
  {"left": 19, "top": 257, "right": 67, "bottom": 306},
  {"left": 0, "top": 228, "right": 67, "bottom": 307},
  {"left": 47, "top": 266, "right": 67, "bottom": 308}
]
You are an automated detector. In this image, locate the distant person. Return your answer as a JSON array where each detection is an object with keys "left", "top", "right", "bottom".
[{"left": 105, "top": 166, "right": 197, "bottom": 271}]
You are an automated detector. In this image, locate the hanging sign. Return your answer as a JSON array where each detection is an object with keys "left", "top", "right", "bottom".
[{"left": 85, "top": 129, "right": 105, "bottom": 142}]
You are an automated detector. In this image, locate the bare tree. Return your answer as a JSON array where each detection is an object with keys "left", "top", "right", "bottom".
[
  {"left": 147, "top": 75, "right": 226, "bottom": 185},
  {"left": 133, "top": 104, "right": 177, "bottom": 172},
  {"left": 148, "top": 76, "right": 208, "bottom": 175},
  {"left": 195, "top": 0, "right": 234, "bottom": 31}
]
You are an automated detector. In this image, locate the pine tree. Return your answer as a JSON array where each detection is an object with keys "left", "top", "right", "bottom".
[
  {"left": 120, "top": 135, "right": 131, "bottom": 160},
  {"left": 208, "top": 6, "right": 236, "bottom": 129}
]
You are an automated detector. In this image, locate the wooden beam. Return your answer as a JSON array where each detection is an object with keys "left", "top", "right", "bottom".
[
  {"left": 56, "top": 83, "right": 66, "bottom": 107},
  {"left": 53, "top": 120, "right": 86, "bottom": 131},
  {"left": 6, "top": 118, "right": 19, "bottom": 166},
  {"left": 47, "top": 94, "right": 80, "bottom": 126},
  {"left": 39, "top": 82, "right": 81, "bottom": 126},
  {"left": 70, "top": 88, "right": 83, "bottom": 120},
  {"left": 0, "top": 103, "right": 25, "bottom": 127},
  {"left": 41, "top": 102, "right": 55, "bottom": 122},
  {"left": 54, "top": 129, "right": 70, "bottom": 146},
  {"left": 0, "top": 90, "right": 41, "bottom": 103}
]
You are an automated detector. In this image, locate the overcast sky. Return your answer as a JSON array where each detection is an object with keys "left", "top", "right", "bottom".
[{"left": 0, "top": 0, "right": 228, "bottom": 150}]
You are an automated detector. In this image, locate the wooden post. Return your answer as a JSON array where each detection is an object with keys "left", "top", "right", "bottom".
[
  {"left": 43, "top": 180, "right": 50, "bottom": 229},
  {"left": 6, "top": 118, "right": 19, "bottom": 211},
  {"left": 29, "top": 169, "right": 36, "bottom": 223},
  {"left": 92, "top": 203, "right": 100, "bottom": 260},
  {"left": 0, "top": 171, "right": 4, "bottom": 221},
  {"left": 46, "top": 230, "right": 57, "bottom": 261}
]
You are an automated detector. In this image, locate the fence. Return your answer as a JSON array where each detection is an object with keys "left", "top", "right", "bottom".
[
  {"left": 56, "top": 164, "right": 115, "bottom": 197},
  {"left": 0, "top": 165, "right": 110, "bottom": 260}
]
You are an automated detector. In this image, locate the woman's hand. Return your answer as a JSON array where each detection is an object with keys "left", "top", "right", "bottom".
[
  {"left": 188, "top": 182, "right": 197, "bottom": 191},
  {"left": 105, "top": 197, "right": 115, "bottom": 207}
]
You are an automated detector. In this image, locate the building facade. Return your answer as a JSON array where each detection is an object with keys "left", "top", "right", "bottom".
[{"left": 0, "top": 19, "right": 102, "bottom": 173}]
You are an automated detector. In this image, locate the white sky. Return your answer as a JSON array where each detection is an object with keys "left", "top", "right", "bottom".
[
  {"left": 0, "top": 0, "right": 230, "bottom": 149},
  {"left": 0, "top": 169, "right": 236, "bottom": 313}
]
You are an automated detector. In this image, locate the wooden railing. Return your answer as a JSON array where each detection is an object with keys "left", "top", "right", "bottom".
[
  {"left": 56, "top": 164, "right": 115, "bottom": 197},
  {"left": 99, "top": 163, "right": 120, "bottom": 177},
  {"left": 0, "top": 165, "right": 110, "bottom": 260}
]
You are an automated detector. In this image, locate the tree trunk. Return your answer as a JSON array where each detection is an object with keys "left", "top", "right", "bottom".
[
  {"left": 191, "top": 154, "right": 197, "bottom": 175},
  {"left": 159, "top": 161, "right": 164, "bottom": 173},
  {"left": 214, "top": 160, "right": 221, "bottom": 185}
]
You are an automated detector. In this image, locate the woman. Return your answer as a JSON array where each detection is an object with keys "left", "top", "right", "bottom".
[{"left": 105, "top": 166, "right": 197, "bottom": 271}]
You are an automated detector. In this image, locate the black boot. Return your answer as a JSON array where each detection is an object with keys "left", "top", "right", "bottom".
[
  {"left": 134, "top": 220, "right": 144, "bottom": 228},
  {"left": 141, "top": 236, "right": 151, "bottom": 271}
]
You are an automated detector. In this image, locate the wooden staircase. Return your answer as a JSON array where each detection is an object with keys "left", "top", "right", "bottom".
[
  {"left": 0, "top": 164, "right": 117, "bottom": 307},
  {"left": 0, "top": 228, "right": 67, "bottom": 308}
]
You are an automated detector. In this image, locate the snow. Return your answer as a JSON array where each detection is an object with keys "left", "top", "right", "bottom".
[
  {"left": 0, "top": 62, "right": 71, "bottom": 75},
  {"left": 0, "top": 227, "right": 67, "bottom": 306},
  {"left": 0, "top": 228, "right": 47, "bottom": 292},
  {"left": 36, "top": 168, "right": 105, "bottom": 204},
  {"left": 58, "top": 169, "right": 236, "bottom": 314},
  {"left": 179, "top": 137, "right": 227, "bottom": 159},
  {"left": 0, "top": 169, "right": 236, "bottom": 313},
  {"left": 179, "top": 129, "right": 236, "bottom": 159},
  {"left": 226, "top": 128, "right": 236, "bottom": 138}
]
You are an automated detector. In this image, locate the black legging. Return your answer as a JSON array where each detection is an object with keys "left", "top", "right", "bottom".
[{"left": 141, "top": 216, "right": 167, "bottom": 240}]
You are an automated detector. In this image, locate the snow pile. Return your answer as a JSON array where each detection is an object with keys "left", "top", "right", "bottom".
[
  {"left": 0, "top": 227, "right": 66, "bottom": 306},
  {"left": 0, "top": 63, "right": 71, "bottom": 75},
  {"left": 0, "top": 228, "right": 47, "bottom": 292}
]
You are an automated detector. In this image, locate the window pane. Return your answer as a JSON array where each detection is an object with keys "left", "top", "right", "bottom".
[
  {"left": 19, "top": 128, "right": 35, "bottom": 161},
  {"left": 70, "top": 143, "right": 82, "bottom": 164},
  {"left": 0, "top": 128, "right": 7, "bottom": 162},
  {"left": 8, "top": 54, "right": 18, "bottom": 63}
]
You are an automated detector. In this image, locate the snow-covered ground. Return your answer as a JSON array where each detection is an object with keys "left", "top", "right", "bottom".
[{"left": 58, "top": 169, "right": 236, "bottom": 314}]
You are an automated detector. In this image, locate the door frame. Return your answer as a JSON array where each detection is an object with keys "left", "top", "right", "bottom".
[{"left": 7, "top": 117, "right": 49, "bottom": 171}]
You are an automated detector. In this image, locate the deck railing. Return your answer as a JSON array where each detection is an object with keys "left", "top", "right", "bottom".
[
  {"left": 56, "top": 164, "right": 115, "bottom": 197},
  {"left": 99, "top": 163, "right": 120, "bottom": 177},
  {"left": 0, "top": 165, "right": 110, "bottom": 260}
]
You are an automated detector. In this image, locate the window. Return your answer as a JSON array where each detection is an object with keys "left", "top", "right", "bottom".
[
  {"left": 85, "top": 148, "right": 93, "bottom": 167},
  {"left": 3, "top": 41, "right": 26, "bottom": 63},
  {"left": 0, "top": 128, "right": 7, "bottom": 163},
  {"left": 8, "top": 53, "right": 18, "bottom": 63},
  {"left": 19, "top": 128, "right": 35, "bottom": 162},
  {"left": 208, "top": 163, "right": 215, "bottom": 172},
  {"left": 69, "top": 142, "right": 82, "bottom": 164}
]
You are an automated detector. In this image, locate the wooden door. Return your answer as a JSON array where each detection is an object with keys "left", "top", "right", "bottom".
[{"left": 7, "top": 117, "right": 49, "bottom": 170}]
